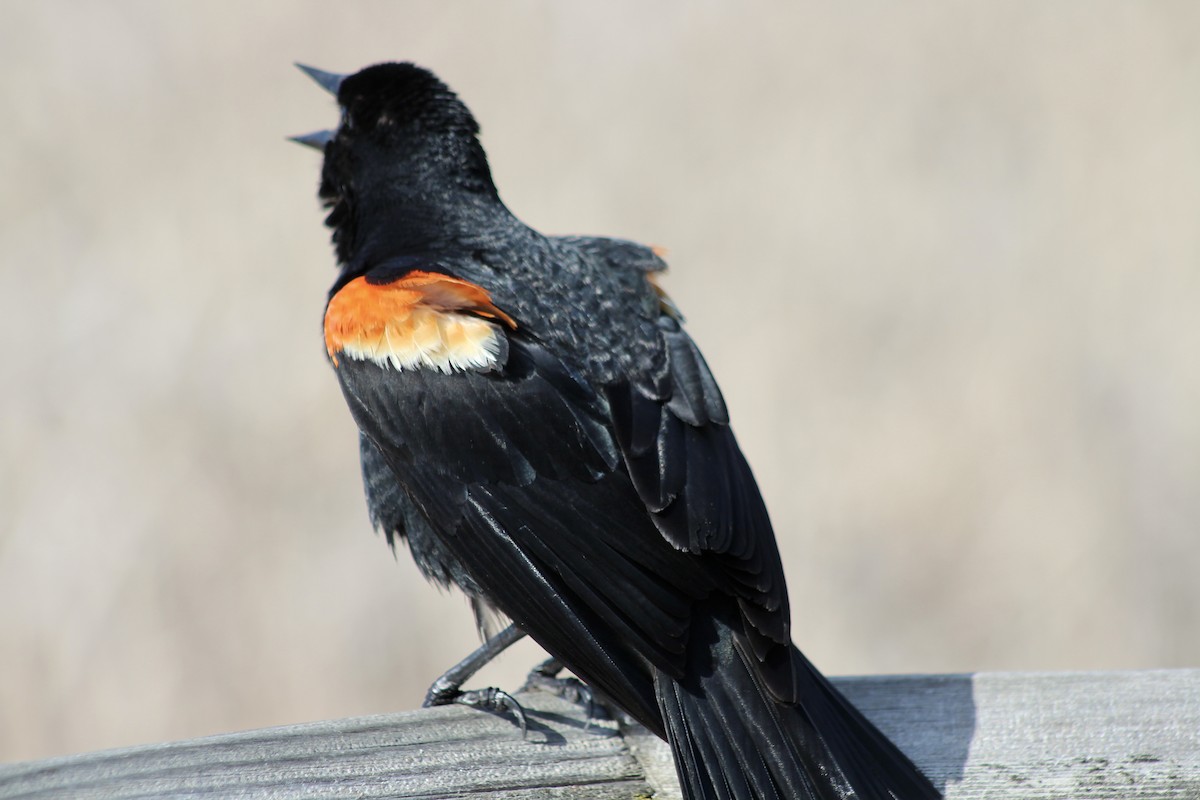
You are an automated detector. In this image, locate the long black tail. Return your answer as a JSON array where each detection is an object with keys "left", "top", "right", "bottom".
[{"left": 655, "top": 617, "right": 940, "bottom": 800}]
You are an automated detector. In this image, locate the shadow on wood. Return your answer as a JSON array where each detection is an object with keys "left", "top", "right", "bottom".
[{"left": 1, "top": 670, "right": 1196, "bottom": 799}]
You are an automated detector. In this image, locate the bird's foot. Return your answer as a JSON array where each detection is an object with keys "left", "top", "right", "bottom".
[
  {"left": 424, "top": 679, "right": 528, "bottom": 736},
  {"left": 522, "top": 658, "right": 605, "bottom": 725},
  {"left": 419, "top": 624, "right": 529, "bottom": 734}
]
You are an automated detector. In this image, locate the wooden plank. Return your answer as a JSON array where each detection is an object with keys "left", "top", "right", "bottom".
[
  {"left": 947, "top": 670, "right": 1199, "bottom": 799},
  {"left": 0, "top": 693, "right": 649, "bottom": 799},
  {"left": 1, "top": 670, "right": 1197, "bottom": 799},
  {"left": 621, "top": 670, "right": 1200, "bottom": 800}
]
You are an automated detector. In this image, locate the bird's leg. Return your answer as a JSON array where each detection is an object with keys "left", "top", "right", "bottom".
[
  {"left": 523, "top": 657, "right": 602, "bottom": 724},
  {"left": 423, "top": 624, "right": 529, "bottom": 733}
]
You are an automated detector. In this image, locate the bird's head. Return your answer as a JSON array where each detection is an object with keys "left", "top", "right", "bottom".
[{"left": 292, "top": 62, "right": 500, "bottom": 267}]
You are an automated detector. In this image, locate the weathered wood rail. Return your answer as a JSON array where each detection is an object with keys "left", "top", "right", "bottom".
[{"left": 1, "top": 670, "right": 1196, "bottom": 799}]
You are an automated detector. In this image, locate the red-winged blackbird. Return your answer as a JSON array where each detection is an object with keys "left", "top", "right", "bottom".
[{"left": 294, "top": 61, "right": 941, "bottom": 800}]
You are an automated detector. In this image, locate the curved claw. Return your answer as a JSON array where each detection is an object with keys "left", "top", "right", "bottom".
[
  {"left": 523, "top": 658, "right": 601, "bottom": 729},
  {"left": 453, "top": 687, "right": 529, "bottom": 738},
  {"left": 424, "top": 678, "right": 528, "bottom": 737}
]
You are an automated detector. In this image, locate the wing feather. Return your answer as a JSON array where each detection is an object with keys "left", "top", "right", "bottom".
[{"left": 336, "top": 263, "right": 799, "bottom": 719}]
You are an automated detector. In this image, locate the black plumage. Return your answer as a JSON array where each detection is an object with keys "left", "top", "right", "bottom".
[{"left": 299, "top": 61, "right": 940, "bottom": 800}]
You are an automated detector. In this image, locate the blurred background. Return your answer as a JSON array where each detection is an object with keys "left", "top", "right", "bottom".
[{"left": 2, "top": 1, "right": 1198, "bottom": 763}]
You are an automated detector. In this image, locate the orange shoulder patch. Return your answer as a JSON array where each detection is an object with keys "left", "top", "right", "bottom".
[{"left": 324, "top": 271, "right": 516, "bottom": 373}]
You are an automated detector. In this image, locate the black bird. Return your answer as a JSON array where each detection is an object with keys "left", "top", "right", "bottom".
[{"left": 295, "top": 61, "right": 940, "bottom": 800}]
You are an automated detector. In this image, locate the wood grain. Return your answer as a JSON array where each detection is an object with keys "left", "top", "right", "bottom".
[{"left": 2, "top": 670, "right": 1196, "bottom": 799}]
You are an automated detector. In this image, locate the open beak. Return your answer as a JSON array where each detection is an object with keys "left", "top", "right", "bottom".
[{"left": 290, "top": 63, "right": 347, "bottom": 150}]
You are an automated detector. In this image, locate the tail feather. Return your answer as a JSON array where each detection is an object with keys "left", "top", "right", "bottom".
[{"left": 656, "top": 617, "right": 940, "bottom": 800}]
